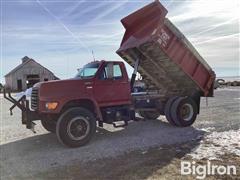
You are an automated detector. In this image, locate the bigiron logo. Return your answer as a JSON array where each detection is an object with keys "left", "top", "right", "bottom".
[{"left": 181, "top": 161, "right": 237, "bottom": 179}]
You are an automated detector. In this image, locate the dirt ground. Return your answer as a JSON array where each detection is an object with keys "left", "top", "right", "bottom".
[
  {"left": 35, "top": 144, "right": 240, "bottom": 180},
  {"left": 0, "top": 87, "right": 240, "bottom": 180}
]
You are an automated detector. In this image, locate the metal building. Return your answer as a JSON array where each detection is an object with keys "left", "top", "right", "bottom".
[{"left": 5, "top": 56, "right": 58, "bottom": 91}]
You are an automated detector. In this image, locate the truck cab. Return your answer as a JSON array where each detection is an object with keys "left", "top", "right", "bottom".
[{"left": 32, "top": 60, "right": 131, "bottom": 115}]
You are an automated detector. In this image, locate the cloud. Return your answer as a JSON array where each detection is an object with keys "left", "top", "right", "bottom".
[
  {"left": 69, "top": 2, "right": 109, "bottom": 21},
  {"left": 89, "top": 1, "right": 129, "bottom": 23},
  {"left": 192, "top": 18, "right": 238, "bottom": 36},
  {"left": 61, "top": 0, "right": 86, "bottom": 19},
  {"left": 194, "top": 33, "right": 239, "bottom": 46},
  {"left": 35, "top": 0, "right": 91, "bottom": 55},
  {"left": 170, "top": 0, "right": 238, "bottom": 22},
  {"left": 167, "top": 0, "right": 239, "bottom": 74}
]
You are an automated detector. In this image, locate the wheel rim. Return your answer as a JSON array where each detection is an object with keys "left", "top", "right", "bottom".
[
  {"left": 180, "top": 103, "right": 193, "bottom": 121},
  {"left": 67, "top": 116, "right": 90, "bottom": 141}
]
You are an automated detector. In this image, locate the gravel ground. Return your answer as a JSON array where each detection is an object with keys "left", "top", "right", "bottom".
[{"left": 0, "top": 87, "right": 239, "bottom": 179}]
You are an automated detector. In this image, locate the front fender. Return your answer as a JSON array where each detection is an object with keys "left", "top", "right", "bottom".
[{"left": 39, "top": 98, "right": 103, "bottom": 121}]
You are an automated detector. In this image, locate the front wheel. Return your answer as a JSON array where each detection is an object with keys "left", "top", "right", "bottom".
[
  {"left": 56, "top": 107, "right": 96, "bottom": 148},
  {"left": 41, "top": 119, "right": 57, "bottom": 133}
]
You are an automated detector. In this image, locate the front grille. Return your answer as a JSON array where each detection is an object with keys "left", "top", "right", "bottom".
[{"left": 31, "top": 88, "right": 39, "bottom": 110}]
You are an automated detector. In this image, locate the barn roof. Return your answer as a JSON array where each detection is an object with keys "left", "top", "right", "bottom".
[{"left": 4, "top": 56, "right": 58, "bottom": 79}]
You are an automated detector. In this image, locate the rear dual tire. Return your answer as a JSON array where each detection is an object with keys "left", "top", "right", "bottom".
[
  {"left": 164, "top": 96, "right": 178, "bottom": 126},
  {"left": 165, "top": 96, "right": 198, "bottom": 127}
]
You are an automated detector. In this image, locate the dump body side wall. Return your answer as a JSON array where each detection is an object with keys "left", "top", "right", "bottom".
[{"left": 158, "top": 21, "right": 215, "bottom": 96}]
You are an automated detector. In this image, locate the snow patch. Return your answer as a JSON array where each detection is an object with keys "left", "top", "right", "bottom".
[
  {"left": 200, "top": 127, "right": 215, "bottom": 132},
  {"left": 189, "top": 129, "right": 240, "bottom": 160}
]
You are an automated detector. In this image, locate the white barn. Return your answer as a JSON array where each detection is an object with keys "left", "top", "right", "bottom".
[{"left": 5, "top": 56, "right": 58, "bottom": 91}]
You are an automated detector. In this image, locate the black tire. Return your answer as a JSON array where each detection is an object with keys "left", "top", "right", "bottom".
[
  {"left": 41, "top": 119, "right": 57, "bottom": 133},
  {"left": 139, "top": 111, "right": 160, "bottom": 120},
  {"left": 171, "top": 97, "right": 198, "bottom": 127},
  {"left": 164, "top": 96, "right": 178, "bottom": 126},
  {"left": 56, "top": 107, "right": 96, "bottom": 148}
]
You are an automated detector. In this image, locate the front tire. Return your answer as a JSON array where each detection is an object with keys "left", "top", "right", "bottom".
[
  {"left": 56, "top": 107, "right": 96, "bottom": 148},
  {"left": 41, "top": 119, "right": 57, "bottom": 133}
]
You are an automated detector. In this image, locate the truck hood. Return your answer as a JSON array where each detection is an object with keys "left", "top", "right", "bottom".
[{"left": 36, "top": 79, "right": 88, "bottom": 100}]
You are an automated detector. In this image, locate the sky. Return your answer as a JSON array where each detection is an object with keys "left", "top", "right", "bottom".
[{"left": 0, "top": 0, "right": 239, "bottom": 83}]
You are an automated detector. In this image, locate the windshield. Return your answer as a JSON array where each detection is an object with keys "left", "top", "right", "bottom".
[{"left": 75, "top": 62, "right": 100, "bottom": 79}]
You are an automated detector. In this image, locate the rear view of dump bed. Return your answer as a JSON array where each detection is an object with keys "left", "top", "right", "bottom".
[{"left": 117, "top": 1, "right": 215, "bottom": 98}]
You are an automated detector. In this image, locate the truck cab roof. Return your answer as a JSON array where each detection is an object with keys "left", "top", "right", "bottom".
[{"left": 85, "top": 60, "right": 124, "bottom": 65}]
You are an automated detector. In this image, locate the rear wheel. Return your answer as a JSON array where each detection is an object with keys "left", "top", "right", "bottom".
[
  {"left": 164, "top": 96, "right": 178, "bottom": 126},
  {"left": 41, "top": 119, "right": 57, "bottom": 133},
  {"left": 139, "top": 111, "right": 160, "bottom": 120},
  {"left": 56, "top": 107, "right": 96, "bottom": 147},
  {"left": 171, "top": 97, "right": 198, "bottom": 127}
]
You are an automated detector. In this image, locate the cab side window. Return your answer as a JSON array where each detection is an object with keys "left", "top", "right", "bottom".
[
  {"left": 113, "top": 64, "right": 122, "bottom": 80},
  {"left": 99, "top": 63, "right": 123, "bottom": 80}
]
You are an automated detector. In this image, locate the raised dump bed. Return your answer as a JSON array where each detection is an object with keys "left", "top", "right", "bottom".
[{"left": 117, "top": 1, "right": 215, "bottom": 99}]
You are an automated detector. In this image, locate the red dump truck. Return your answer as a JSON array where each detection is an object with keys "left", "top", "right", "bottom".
[{"left": 4, "top": 1, "right": 215, "bottom": 147}]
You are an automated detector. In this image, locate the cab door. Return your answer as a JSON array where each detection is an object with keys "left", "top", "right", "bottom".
[{"left": 94, "top": 62, "right": 131, "bottom": 107}]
